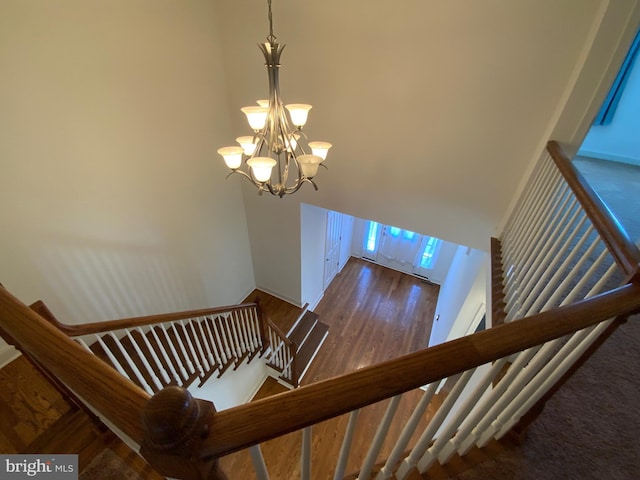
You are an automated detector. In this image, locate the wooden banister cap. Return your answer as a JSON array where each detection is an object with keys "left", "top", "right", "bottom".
[{"left": 142, "top": 386, "right": 212, "bottom": 451}]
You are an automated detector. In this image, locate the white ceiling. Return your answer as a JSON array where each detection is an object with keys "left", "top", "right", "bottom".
[{"left": 214, "top": 0, "right": 605, "bottom": 249}]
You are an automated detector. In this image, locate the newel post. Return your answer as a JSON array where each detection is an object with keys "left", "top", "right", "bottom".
[
  {"left": 254, "top": 297, "right": 269, "bottom": 355},
  {"left": 140, "top": 386, "right": 227, "bottom": 480}
]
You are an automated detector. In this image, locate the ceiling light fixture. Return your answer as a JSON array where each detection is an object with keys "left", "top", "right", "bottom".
[{"left": 218, "top": 0, "right": 331, "bottom": 197}]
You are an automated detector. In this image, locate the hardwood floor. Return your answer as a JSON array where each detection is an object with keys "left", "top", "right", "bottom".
[
  {"left": 303, "top": 257, "right": 438, "bottom": 384},
  {"left": 220, "top": 257, "right": 443, "bottom": 479}
]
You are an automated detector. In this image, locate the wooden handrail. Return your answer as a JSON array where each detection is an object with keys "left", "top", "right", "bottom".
[
  {"left": 0, "top": 286, "right": 149, "bottom": 444},
  {"left": 34, "top": 301, "right": 260, "bottom": 336},
  {"left": 189, "top": 283, "right": 640, "bottom": 458},
  {"left": 547, "top": 141, "right": 640, "bottom": 281},
  {"left": 266, "top": 317, "right": 294, "bottom": 349}
]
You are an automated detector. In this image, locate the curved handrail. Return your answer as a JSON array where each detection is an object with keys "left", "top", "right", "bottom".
[
  {"left": 33, "top": 301, "right": 260, "bottom": 336},
  {"left": 547, "top": 141, "right": 640, "bottom": 281},
  {"left": 0, "top": 286, "right": 149, "bottom": 444},
  {"left": 187, "top": 283, "right": 640, "bottom": 457}
]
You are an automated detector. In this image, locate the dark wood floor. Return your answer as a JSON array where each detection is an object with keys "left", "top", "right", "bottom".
[{"left": 220, "top": 257, "right": 443, "bottom": 479}]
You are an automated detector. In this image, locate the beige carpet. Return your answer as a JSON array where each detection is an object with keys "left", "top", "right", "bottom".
[
  {"left": 451, "top": 313, "right": 640, "bottom": 480},
  {"left": 80, "top": 448, "right": 144, "bottom": 480}
]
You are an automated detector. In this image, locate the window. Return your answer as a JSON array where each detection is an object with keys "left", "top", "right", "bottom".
[
  {"left": 419, "top": 237, "right": 441, "bottom": 269},
  {"left": 388, "top": 227, "right": 416, "bottom": 240},
  {"left": 364, "top": 221, "right": 379, "bottom": 252}
]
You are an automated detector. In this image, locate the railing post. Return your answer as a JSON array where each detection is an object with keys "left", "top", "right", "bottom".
[
  {"left": 141, "top": 386, "right": 227, "bottom": 480},
  {"left": 254, "top": 298, "right": 270, "bottom": 355}
]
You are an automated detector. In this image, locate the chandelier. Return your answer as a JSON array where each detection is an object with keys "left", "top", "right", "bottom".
[{"left": 217, "top": 0, "right": 331, "bottom": 197}]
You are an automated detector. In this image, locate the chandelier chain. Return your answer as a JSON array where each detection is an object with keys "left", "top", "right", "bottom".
[{"left": 267, "top": 0, "right": 276, "bottom": 44}]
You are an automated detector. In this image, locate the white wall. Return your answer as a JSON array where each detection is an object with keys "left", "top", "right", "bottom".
[
  {"left": 300, "top": 204, "right": 327, "bottom": 309},
  {"left": 445, "top": 260, "right": 488, "bottom": 342},
  {"left": 429, "top": 247, "right": 488, "bottom": 346},
  {"left": 242, "top": 192, "right": 302, "bottom": 305},
  {"left": 215, "top": 0, "right": 608, "bottom": 251},
  {"left": 578, "top": 52, "right": 640, "bottom": 166},
  {"left": 339, "top": 214, "right": 355, "bottom": 271},
  {"left": 0, "top": 0, "right": 255, "bottom": 338}
]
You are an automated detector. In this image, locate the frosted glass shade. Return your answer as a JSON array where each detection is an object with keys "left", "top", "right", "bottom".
[
  {"left": 217, "top": 146, "right": 244, "bottom": 169},
  {"left": 285, "top": 104, "right": 312, "bottom": 127},
  {"left": 297, "top": 154, "right": 323, "bottom": 178},
  {"left": 247, "top": 157, "right": 276, "bottom": 182},
  {"left": 236, "top": 136, "right": 258, "bottom": 156},
  {"left": 308, "top": 141, "right": 332, "bottom": 160},
  {"left": 257, "top": 99, "right": 270, "bottom": 108},
  {"left": 241, "top": 106, "right": 268, "bottom": 130},
  {"left": 283, "top": 134, "right": 300, "bottom": 152}
]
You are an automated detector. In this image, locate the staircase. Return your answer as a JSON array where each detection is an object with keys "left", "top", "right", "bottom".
[
  {"left": 32, "top": 297, "right": 328, "bottom": 397},
  {"left": 1, "top": 141, "right": 639, "bottom": 479},
  {"left": 276, "top": 310, "right": 329, "bottom": 386}
]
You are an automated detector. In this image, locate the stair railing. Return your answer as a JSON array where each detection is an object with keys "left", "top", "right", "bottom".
[
  {"left": 31, "top": 301, "right": 268, "bottom": 395},
  {"left": 1, "top": 140, "right": 639, "bottom": 479},
  {"left": 498, "top": 140, "right": 640, "bottom": 325},
  {"left": 264, "top": 316, "right": 297, "bottom": 386}
]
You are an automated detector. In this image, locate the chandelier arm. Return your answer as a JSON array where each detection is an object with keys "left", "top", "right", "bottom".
[{"left": 219, "top": 1, "right": 328, "bottom": 197}]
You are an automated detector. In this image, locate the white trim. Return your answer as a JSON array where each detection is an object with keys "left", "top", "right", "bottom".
[
  {"left": 297, "top": 330, "right": 329, "bottom": 384},
  {"left": 253, "top": 285, "right": 302, "bottom": 308},
  {"left": 576, "top": 148, "right": 640, "bottom": 167},
  {"left": 0, "top": 346, "right": 20, "bottom": 369}
]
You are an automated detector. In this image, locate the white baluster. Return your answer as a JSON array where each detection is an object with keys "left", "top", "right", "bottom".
[
  {"left": 179, "top": 320, "right": 205, "bottom": 375},
  {"left": 503, "top": 155, "right": 553, "bottom": 267},
  {"left": 228, "top": 313, "right": 245, "bottom": 357},
  {"left": 211, "top": 315, "right": 230, "bottom": 364},
  {"left": 75, "top": 338, "right": 92, "bottom": 353},
  {"left": 125, "top": 329, "right": 163, "bottom": 391},
  {"left": 185, "top": 318, "right": 209, "bottom": 372},
  {"left": 424, "top": 358, "right": 508, "bottom": 468},
  {"left": 358, "top": 395, "right": 401, "bottom": 480},
  {"left": 223, "top": 314, "right": 239, "bottom": 359},
  {"left": 134, "top": 327, "right": 170, "bottom": 385},
  {"left": 504, "top": 161, "right": 557, "bottom": 290},
  {"left": 447, "top": 347, "right": 539, "bottom": 458},
  {"left": 334, "top": 410, "right": 360, "bottom": 480},
  {"left": 302, "top": 426, "right": 312, "bottom": 480},
  {"left": 170, "top": 323, "right": 196, "bottom": 375},
  {"left": 399, "top": 370, "right": 475, "bottom": 477},
  {"left": 249, "top": 445, "right": 270, "bottom": 480},
  {"left": 508, "top": 197, "right": 581, "bottom": 318},
  {"left": 107, "top": 332, "right": 154, "bottom": 395},
  {"left": 201, "top": 317, "right": 221, "bottom": 369},
  {"left": 460, "top": 343, "right": 556, "bottom": 453},
  {"left": 238, "top": 309, "right": 253, "bottom": 352},
  {"left": 513, "top": 217, "right": 590, "bottom": 318},
  {"left": 496, "top": 320, "right": 611, "bottom": 439},
  {"left": 95, "top": 335, "right": 131, "bottom": 381},
  {"left": 505, "top": 169, "right": 564, "bottom": 305},
  {"left": 159, "top": 324, "right": 191, "bottom": 379},
  {"left": 152, "top": 325, "right": 185, "bottom": 384},
  {"left": 381, "top": 382, "right": 438, "bottom": 480}
]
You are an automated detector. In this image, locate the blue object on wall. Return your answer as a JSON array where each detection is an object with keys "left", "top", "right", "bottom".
[{"left": 593, "top": 29, "right": 640, "bottom": 126}]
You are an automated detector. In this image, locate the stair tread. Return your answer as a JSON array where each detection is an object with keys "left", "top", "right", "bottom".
[
  {"left": 288, "top": 311, "right": 319, "bottom": 348},
  {"left": 293, "top": 321, "right": 329, "bottom": 380}
]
